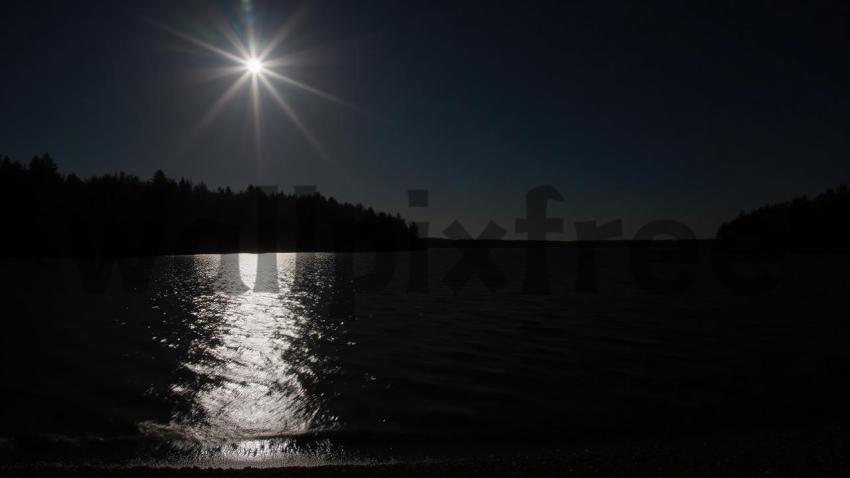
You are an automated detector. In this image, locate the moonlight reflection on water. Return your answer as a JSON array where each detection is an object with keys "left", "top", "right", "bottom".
[
  {"left": 139, "top": 253, "right": 348, "bottom": 465},
  {"left": 2, "top": 248, "right": 849, "bottom": 469}
]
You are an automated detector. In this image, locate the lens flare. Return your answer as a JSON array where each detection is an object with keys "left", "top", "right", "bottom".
[{"left": 151, "top": 6, "right": 363, "bottom": 166}]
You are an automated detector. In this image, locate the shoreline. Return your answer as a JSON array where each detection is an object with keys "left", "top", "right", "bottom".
[{"left": 3, "top": 425, "right": 850, "bottom": 476}]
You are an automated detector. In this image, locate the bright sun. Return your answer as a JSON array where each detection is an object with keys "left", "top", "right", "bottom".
[
  {"left": 245, "top": 57, "right": 263, "bottom": 74},
  {"left": 156, "top": 12, "right": 358, "bottom": 163}
]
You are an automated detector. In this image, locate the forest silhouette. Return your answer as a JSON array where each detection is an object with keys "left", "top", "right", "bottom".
[
  {"left": 717, "top": 184, "right": 850, "bottom": 253},
  {"left": 0, "top": 154, "right": 420, "bottom": 257},
  {"left": 3, "top": 154, "right": 848, "bottom": 258}
]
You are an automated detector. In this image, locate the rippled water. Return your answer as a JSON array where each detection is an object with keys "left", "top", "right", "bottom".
[
  {"left": 137, "top": 254, "right": 343, "bottom": 464},
  {"left": 1, "top": 247, "right": 849, "bottom": 468}
]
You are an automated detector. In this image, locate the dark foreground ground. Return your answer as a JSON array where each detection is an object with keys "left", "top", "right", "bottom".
[{"left": 3, "top": 426, "right": 850, "bottom": 476}]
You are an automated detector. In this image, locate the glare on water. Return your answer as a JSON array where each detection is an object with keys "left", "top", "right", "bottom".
[{"left": 139, "top": 253, "right": 345, "bottom": 465}]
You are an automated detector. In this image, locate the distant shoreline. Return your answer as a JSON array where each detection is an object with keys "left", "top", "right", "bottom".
[
  {"left": 421, "top": 237, "right": 716, "bottom": 248},
  {"left": 7, "top": 238, "right": 850, "bottom": 259}
]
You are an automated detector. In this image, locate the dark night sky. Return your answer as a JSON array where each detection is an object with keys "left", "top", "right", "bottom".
[{"left": 1, "top": 0, "right": 848, "bottom": 239}]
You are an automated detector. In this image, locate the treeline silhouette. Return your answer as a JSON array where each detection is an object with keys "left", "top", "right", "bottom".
[
  {"left": 717, "top": 184, "right": 850, "bottom": 253},
  {"left": 1, "top": 154, "right": 420, "bottom": 256}
]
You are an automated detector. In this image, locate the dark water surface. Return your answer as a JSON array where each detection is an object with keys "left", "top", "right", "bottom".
[{"left": 1, "top": 246, "right": 849, "bottom": 469}]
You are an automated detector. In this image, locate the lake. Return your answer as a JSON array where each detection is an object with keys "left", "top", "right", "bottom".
[{"left": 1, "top": 245, "right": 849, "bottom": 471}]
